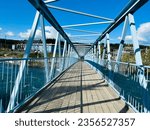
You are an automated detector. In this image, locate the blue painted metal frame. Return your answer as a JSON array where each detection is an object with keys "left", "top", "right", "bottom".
[
  {"left": 40, "top": 15, "right": 49, "bottom": 82},
  {"left": 49, "top": 32, "right": 59, "bottom": 80},
  {"left": 28, "top": 0, "right": 80, "bottom": 57},
  {"left": 7, "top": 11, "right": 40, "bottom": 112},
  {"left": 115, "top": 16, "right": 128, "bottom": 72}
]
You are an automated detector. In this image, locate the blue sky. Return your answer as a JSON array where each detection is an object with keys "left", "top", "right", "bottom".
[{"left": 0, "top": 0, "right": 150, "bottom": 45}]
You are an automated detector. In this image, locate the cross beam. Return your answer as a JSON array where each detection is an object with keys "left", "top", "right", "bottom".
[
  {"left": 47, "top": 5, "right": 114, "bottom": 21},
  {"left": 62, "top": 21, "right": 114, "bottom": 28},
  {"left": 85, "top": 0, "right": 148, "bottom": 56},
  {"left": 64, "top": 28, "right": 100, "bottom": 34},
  {"left": 95, "top": 0, "right": 148, "bottom": 44},
  {"left": 28, "top": 0, "right": 80, "bottom": 57},
  {"left": 69, "top": 34, "right": 100, "bottom": 38},
  {"left": 44, "top": 0, "right": 58, "bottom": 4}
]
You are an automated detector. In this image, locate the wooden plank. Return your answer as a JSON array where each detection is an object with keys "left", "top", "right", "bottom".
[
  {"left": 20, "top": 61, "right": 134, "bottom": 113},
  {"left": 60, "top": 62, "right": 80, "bottom": 113}
]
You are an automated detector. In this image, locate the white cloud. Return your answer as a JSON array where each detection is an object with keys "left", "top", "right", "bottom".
[
  {"left": 19, "top": 29, "right": 42, "bottom": 39},
  {"left": 117, "top": 35, "right": 134, "bottom": 43},
  {"left": 137, "top": 22, "right": 150, "bottom": 43},
  {"left": 19, "top": 29, "right": 31, "bottom": 39},
  {"left": 125, "top": 35, "right": 132, "bottom": 41},
  {"left": 45, "top": 26, "right": 57, "bottom": 39},
  {"left": 0, "top": 27, "right": 2, "bottom": 31},
  {"left": 118, "top": 22, "right": 150, "bottom": 44},
  {"left": 19, "top": 26, "right": 58, "bottom": 40},
  {"left": 118, "top": 35, "right": 138, "bottom": 43},
  {"left": 5, "top": 31, "right": 15, "bottom": 37}
]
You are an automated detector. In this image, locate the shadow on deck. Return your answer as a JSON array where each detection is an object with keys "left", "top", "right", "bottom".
[{"left": 17, "top": 61, "right": 134, "bottom": 113}]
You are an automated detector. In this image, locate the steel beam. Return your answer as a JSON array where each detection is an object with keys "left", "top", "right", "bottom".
[
  {"left": 58, "top": 35, "right": 61, "bottom": 57},
  {"left": 58, "top": 35, "right": 62, "bottom": 72},
  {"left": 98, "top": 41, "right": 101, "bottom": 61},
  {"left": 106, "top": 33, "right": 111, "bottom": 70},
  {"left": 94, "top": 0, "right": 148, "bottom": 45},
  {"left": 49, "top": 32, "right": 59, "bottom": 80},
  {"left": 128, "top": 13, "right": 147, "bottom": 88},
  {"left": 7, "top": 11, "right": 40, "bottom": 112},
  {"left": 40, "top": 15, "right": 49, "bottom": 82},
  {"left": 47, "top": 5, "right": 114, "bottom": 21},
  {"left": 84, "top": 0, "right": 148, "bottom": 57},
  {"left": 64, "top": 28, "right": 100, "bottom": 34},
  {"left": 44, "top": 0, "right": 58, "bottom": 4},
  {"left": 115, "top": 16, "right": 128, "bottom": 72},
  {"left": 70, "top": 37, "right": 95, "bottom": 41},
  {"left": 62, "top": 40, "right": 67, "bottom": 58},
  {"left": 69, "top": 34, "right": 100, "bottom": 38},
  {"left": 62, "top": 40, "right": 67, "bottom": 71},
  {"left": 71, "top": 40, "right": 95, "bottom": 44},
  {"left": 67, "top": 44, "right": 71, "bottom": 66},
  {"left": 28, "top": 0, "right": 79, "bottom": 57},
  {"left": 62, "top": 21, "right": 114, "bottom": 28},
  {"left": 94, "top": 45, "right": 96, "bottom": 56},
  {"left": 102, "top": 41, "right": 106, "bottom": 65},
  {"left": 106, "top": 34, "right": 111, "bottom": 62}
]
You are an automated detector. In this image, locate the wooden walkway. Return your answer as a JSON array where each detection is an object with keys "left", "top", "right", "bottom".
[{"left": 19, "top": 61, "right": 134, "bottom": 113}]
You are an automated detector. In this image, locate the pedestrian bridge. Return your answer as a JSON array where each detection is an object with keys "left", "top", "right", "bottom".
[{"left": 0, "top": 0, "right": 150, "bottom": 113}]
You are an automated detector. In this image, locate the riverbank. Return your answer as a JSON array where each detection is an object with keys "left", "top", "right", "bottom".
[{"left": 0, "top": 48, "right": 54, "bottom": 59}]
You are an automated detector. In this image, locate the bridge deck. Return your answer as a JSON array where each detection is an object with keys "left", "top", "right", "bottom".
[{"left": 19, "top": 61, "right": 134, "bottom": 113}]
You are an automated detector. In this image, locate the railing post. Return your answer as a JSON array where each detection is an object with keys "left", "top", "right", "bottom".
[
  {"left": 58, "top": 34, "right": 62, "bottom": 73},
  {"left": 69, "top": 46, "right": 73, "bottom": 64},
  {"left": 58, "top": 35, "right": 61, "bottom": 57},
  {"left": 128, "top": 13, "right": 147, "bottom": 88},
  {"left": 0, "top": 99, "right": 3, "bottom": 113},
  {"left": 115, "top": 16, "right": 128, "bottom": 72},
  {"left": 106, "top": 33, "right": 111, "bottom": 70},
  {"left": 62, "top": 40, "right": 67, "bottom": 70},
  {"left": 102, "top": 39, "right": 106, "bottom": 65},
  {"left": 62, "top": 40, "right": 67, "bottom": 57},
  {"left": 95, "top": 45, "right": 97, "bottom": 62},
  {"left": 67, "top": 44, "right": 71, "bottom": 67},
  {"left": 91, "top": 47, "right": 94, "bottom": 62},
  {"left": 2, "top": 62, "right": 4, "bottom": 80},
  {"left": 98, "top": 41, "right": 101, "bottom": 63},
  {"left": 40, "top": 15, "right": 49, "bottom": 83},
  {"left": 49, "top": 32, "right": 59, "bottom": 80},
  {"left": 7, "top": 11, "right": 40, "bottom": 112},
  {"left": 94, "top": 45, "right": 96, "bottom": 56}
]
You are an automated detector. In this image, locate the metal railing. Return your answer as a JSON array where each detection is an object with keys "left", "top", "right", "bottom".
[
  {"left": 0, "top": 57, "right": 78, "bottom": 112},
  {"left": 86, "top": 58, "right": 150, "bottom": 113}
]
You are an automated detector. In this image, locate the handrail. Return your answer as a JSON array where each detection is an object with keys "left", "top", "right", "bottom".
[{"left": 0, "top": 57, "right": 75, "bottom": 62}]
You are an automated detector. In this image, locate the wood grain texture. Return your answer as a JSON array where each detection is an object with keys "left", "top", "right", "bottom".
[{"left": 20, "top": 61, "right": 134, "bottom": 113}]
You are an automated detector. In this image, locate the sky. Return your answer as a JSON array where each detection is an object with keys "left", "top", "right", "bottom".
[{"left": 0, "top": 0, "right": 150, "bottom": 45}]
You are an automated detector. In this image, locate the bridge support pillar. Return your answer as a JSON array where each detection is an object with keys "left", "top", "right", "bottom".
[
  {"left": 128, "top": 13, "right": 147, "bottom": 89},
  {"left": 67, "top": 44, "right": 71, "bottom": 67},
  {"left": 115, "top": 16, "right": 128, "bottom": 72},
  {"left": 62, "top": 40, "right": 67, "bottom": 71},
  {"left": 49, "top": 32, "right": 59, "bottom": 80},
  {"left": 58, "top": 36, "right": 61, "bottom": 57},
  {"left": 128, "top": 13, "right": 148, "bottom": 112},
  {"left": 94, "top": 45, "right": 96, "bottom": 56},
  {"left": 98, "top": 41, "right": 101, "bottom": 64},
  {"left": 7, "top": 11, "right": 40, "bottom": 112},
  {"left": 106, "top": 33, "right": 111, "bottom": 70},
  {"left": 40, "top": 15, "right": 49, "bottom": 83},
  {"left": 102, "top": 39, "right": 106, "bottom": 65}
]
